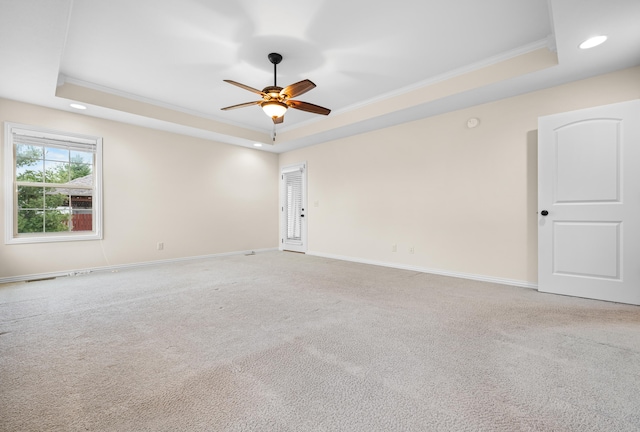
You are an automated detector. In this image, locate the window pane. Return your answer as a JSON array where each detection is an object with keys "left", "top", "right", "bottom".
[
  {"left": 44, "top": 210, "right": 71, "bottom": 232},
  {"left": 16, "top": 160, "right": 44, "bottom": 182},
  {"left": 71, "top": 195, "right": 93, "bottom": 232},
  {"left": 44, "top": 146, "right": 69, "bottom": 162},
  {"left": 70, "top": 162, "right": 92, "bottom": 181},
  {"left": 18, "top": 210, "right": 44, "bottom": 233},
  {"left": 70, "top": 150, "right": 93, "bottom": 165},
  {"left": 16, "top": 144, "right": 43, "bottom": 165},
  {"left": 17, "top": 186, "right": 44, "bottom": 209},
  {"left": 44, "top": 161, "right": 70, "bottom": 183},
  {"left": 17, "top": 164, "right": 43, "bottom": 182},
  {"left": 70, "top": 189, "right": 93, "bottom": 209},
  {"left": 71, "top": 212, "right": 93, "bottom": 231},
  {"left": 44, "top": 190, "right": 69, "bottom": 209}
]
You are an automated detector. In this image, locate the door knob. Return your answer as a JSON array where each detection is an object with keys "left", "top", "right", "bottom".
[{"left": 540, "top": 210, "right": 549, "bottom": 216}]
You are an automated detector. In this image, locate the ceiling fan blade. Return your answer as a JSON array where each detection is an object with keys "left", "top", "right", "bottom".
[
  {"left": 288, "top": 100, "right": 331, "bottom": 115},
  {"left": 272, "top": 116, "right": 284, "bottom": 124},
  {"left": 280, "top": 79, "right": 316, "bottom": 99},
  {"left": 223, "top": 79, "right": 265, "bottom": 96},
  {"left": 220, "top": 101, "right": 261, "bottom": 111}
]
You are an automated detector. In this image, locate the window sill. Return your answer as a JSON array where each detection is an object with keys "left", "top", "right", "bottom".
[{"left": 6, "top": 231, "right": 103, "bottom": 245}]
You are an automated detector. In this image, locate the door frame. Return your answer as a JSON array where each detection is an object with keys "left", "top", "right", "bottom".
[{"left": 279, "top": 162, "right": 307, "bottom": 253}]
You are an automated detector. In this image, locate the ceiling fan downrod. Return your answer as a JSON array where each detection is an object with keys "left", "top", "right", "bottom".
[{"left": 268, "top": 53, "right": 282, "bottom": 87}]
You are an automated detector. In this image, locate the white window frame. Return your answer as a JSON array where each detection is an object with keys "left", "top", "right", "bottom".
[{"left": 4, "top": 122, "right": 103, "bottom": 244}]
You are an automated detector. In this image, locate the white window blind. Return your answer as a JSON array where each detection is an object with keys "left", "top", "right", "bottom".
[{"left": 12, "top": 130, "right": 97, "bottom": 151}]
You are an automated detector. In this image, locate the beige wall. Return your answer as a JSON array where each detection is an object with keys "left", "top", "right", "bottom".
[
  {"left": 0, "top": 99, "right": 279, "bottom": 280},
  {"left": 279, "top": 66, "right": 640, "bottom": 285},
  {"left": 2, "top": 66, "right": 639, "bottom": 283}
]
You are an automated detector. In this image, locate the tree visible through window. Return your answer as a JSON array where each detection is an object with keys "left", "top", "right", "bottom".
[{"left": 5, "top": 123, "right": 102, "bottom": 244}]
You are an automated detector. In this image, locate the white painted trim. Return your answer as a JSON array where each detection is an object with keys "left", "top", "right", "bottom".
[
  {"left": 3, "top": 123, "right": 14, "bottom": 244},
  {"left": 59, "top": 75, "right": 266, "bottom": 134},
  {"left": 280, "top": 37, "right": 554, "bottom": 133},
  {"left": 1, "top": 248, "right": 537, "bottom": 289},
  {"left": 345, "top": 38, "right": 554, "bottom": 113},
  {"left": 307, "top": 251, "right": 538, "bottom": 289},
  {"left": 0, "top": 248, "right": 279, "bottom": 285},
  {"left": 546, "top": 0, "right": 558, "bottom": 53}
]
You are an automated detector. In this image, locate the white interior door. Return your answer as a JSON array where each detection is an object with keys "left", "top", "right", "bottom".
[
  {"left": 538, "top": 99, "right": 640, "bottom": 305},
  {"left": 280, "top": 163, "right": 307, "bottom": 253}
]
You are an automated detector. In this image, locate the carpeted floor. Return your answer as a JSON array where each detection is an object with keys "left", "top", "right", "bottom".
[{"left": 0, "top": 251, "right": 639, "bottom": 431}]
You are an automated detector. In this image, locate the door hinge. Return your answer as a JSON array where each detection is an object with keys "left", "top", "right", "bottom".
[{"left": 281, "top": 238, "right": 284, "bottom": 243}]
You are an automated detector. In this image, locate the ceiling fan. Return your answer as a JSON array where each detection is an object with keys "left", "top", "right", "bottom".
[{"left": 221, "top": 53, "right": 331, "bottom": 124}]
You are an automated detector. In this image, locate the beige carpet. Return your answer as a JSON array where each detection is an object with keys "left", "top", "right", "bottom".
[{"left": 0, "top": 251, "right": 639, "bottom": 431}]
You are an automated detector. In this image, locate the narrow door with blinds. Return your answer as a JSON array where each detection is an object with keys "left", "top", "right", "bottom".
[{"left": 281, "top": 163, "right": 307, "bottom": 253}]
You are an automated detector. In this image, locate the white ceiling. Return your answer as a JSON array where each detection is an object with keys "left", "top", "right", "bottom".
[{"left": 1, "top": 0, "right": 639, "bottom": 153}]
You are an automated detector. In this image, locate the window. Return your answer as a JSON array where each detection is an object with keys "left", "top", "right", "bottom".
[{"left": 4, "top": 123, "right": 102, "bottom": 244}]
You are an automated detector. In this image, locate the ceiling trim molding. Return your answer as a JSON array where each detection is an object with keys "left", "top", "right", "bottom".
[
  {"left": 298, "top": 37, "right": 555, "bottom": 126},
  {"left": 57, "top": 74, "right": 264, "bottom": 134},
  {"left": 277, "top": 46, "right": 558, "bottom": 145},
  {"left": 55, "top": 79, "right": 271, "bottom": 144}
]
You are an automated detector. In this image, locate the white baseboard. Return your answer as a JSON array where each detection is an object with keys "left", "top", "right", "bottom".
[
  {"left": 306, "top": 251, "right": 538, "bottom": 289},
  {"left": 0, "top": 247, "right": 279, "bottom": 285},
  {"left": 2, "top": 248, "right": 538, "bottom": 290}
]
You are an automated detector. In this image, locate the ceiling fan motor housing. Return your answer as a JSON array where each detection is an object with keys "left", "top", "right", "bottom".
[{"left": 263, "top": 86, "right": 284, "bottom": 100}]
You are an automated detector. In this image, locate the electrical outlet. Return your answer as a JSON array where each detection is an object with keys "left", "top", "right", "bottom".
[
  {"left": 392, "top": 244, "right": 397, "bottom": 252},
  {"left": 157, "top": 242, "right": 164, "bottom": 251},
  {"left": 409, "top": 246, "right": 415, "bottom": 254}
]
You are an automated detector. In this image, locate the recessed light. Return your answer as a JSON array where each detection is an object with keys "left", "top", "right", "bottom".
[
  {"left": 253, "top": 143, "right": 263, "bottom": 147},
  {"left": 70, "top": 103, "right": 87, "bottom": 110},
  {"left": 579, "top": 35, "right": 607, "bottom": 49}
]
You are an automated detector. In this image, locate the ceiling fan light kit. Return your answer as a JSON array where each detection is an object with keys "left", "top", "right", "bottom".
[
  {"left": 261, "top": 100, "right": 288, "bottom": 118},
  {"left": 221, "top": 52, "right": 331, "bottom": 125}
]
